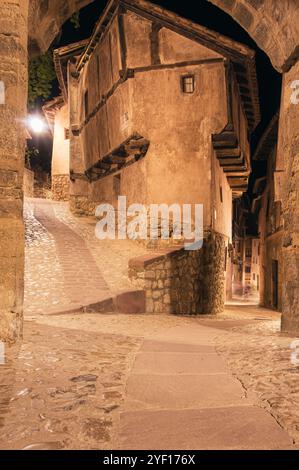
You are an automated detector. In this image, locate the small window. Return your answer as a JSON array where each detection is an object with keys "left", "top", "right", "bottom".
[
  {"left": 182, "top": 75, "right": 195, "bottom": 94},
  {"left": 253, "top": 273, "right": 256, "bottom": 281},
  {"left": 64, "top": 128, "right": 70, "bottom": 140},
  {"left": 245, "top": 266, "right": 251, "bottom": 273},
  {"left": 84, "top": 90, "right": 89, "bottom": 117},
  {"left": 220, "top": 185, "right": 223, "bottom": 203}
]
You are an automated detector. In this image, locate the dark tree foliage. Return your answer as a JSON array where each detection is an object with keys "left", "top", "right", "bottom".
[
  {"left": 25, "top": 146, "right": 39, "bottom": 170},
  {"left": 28, "top": 50, "right": 56, "bottom": 107},
  {"left": 70, "top": 12, "right": 81, "bottom": 30}
]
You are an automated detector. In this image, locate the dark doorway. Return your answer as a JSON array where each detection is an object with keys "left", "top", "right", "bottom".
[{"left": 272, "top": 260, "right": 279, "bottom": 309}]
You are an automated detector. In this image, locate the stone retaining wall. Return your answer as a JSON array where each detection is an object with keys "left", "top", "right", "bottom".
[
  {"left": 69, "top": 195, "right": 97, "bottom": 217},
  {"left": 129, "top": 230, "right": 226, "bottom": 315},
  {"left": 52, "top": 174, "right": 70, "bottom": 201}
]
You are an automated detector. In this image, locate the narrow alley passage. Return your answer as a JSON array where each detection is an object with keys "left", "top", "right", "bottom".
[{"left": 0, "top": 199, "right": 298, "bottom": 449}]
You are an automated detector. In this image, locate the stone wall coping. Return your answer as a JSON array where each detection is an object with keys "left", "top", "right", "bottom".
[{"left": 129, "top": 246, "right": 185, "bottom": 269}]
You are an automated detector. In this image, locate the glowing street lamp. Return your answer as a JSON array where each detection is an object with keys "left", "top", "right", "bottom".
[{"left": 27, "top": 115, "right": 47, "bottom": 134}]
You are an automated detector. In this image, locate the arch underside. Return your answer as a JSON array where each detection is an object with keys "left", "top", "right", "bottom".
[
  {"left": 208, "top": 0, "right": 299, "bottom": 72},
  {"left": 28, "top": 0, "right": 94, "bottom": 55},
  {"left": 29, "top": 0, "right": 299, "bottom": 73}
]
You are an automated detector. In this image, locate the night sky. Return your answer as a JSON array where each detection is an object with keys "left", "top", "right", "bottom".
[{"left": 35, "top": 0, "right": 282, "bottom": 197}]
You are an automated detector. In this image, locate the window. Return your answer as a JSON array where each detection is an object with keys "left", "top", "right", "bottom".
[
  {"left": 245, "top": 267, "right": 251, "bottom": 273},
  {"left": 84, "top": 90, "right": 89, "bottom": 117},
  {"left": 253, "top": 273, "right": 255, "bottom": 281},
  {"left": 220, "top": 185, "right": 223, "bottom": 203},
  {"left": 181, "top": 75, "right": 195, "bottom": 94}
]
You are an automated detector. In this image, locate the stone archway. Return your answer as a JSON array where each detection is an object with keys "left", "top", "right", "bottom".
[
  {"left": 0, "top": 0, "right": 299, "bottom": 341},
  {"left": 28, "top": 0, "right": 94, "bottom": 55},
  {"left": 208, "top": 0, "right": 299, "bottom": 73}
]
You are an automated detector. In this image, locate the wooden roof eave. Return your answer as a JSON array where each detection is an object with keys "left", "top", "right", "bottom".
[
  {"left": 54, "top": 49, "right": 68, "bottom": 102},
  {"left": 77, "top": 0, "right": 255, "bottom": 67},
  {"left": 253, "top": 113, "right": 279, "bottom": 161},
  {"left": 42, "top": 96, "right": 64, "bottom": 134},
  {"left": 53, "top": 40, "right": 89, "bottom": 101},
  {"left": 76, "top": 0, "right": 118, "bottom": 73}
]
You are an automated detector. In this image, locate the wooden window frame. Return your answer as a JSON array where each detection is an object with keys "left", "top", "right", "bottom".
[{"left": 181, "top": 74, "right": 195, "bottom": 94}]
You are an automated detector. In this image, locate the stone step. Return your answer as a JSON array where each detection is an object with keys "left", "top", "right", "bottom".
[
  {"left": 40, "top": 289, "right": 146, "bottom": 315},
  {"left": 119, "top": 406, "right": 294, "bottom": 450}
]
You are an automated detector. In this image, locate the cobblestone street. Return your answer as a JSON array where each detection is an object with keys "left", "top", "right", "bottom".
[
  {"left": 24, "top": 198, "right": 147, "bottom": 316},
  {"left": 0, "top": 199, "right": 298, "bottom": 449}
]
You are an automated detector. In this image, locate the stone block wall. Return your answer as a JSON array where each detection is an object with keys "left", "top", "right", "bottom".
[
  {"left": 23, "top": 169, "right": 34, "bottom": 197},
  {"left": 260, "top": 233, "right": 283, "bottom": 311},
  {"left": 69, "top": 195, "right": 97, "bottom": 217},
  {"left": 0, "top": 0, "right": 28, "bottom": 342},
  {"left": 52, "top": 174, "right": 70, "bottom": 201},
  {"left": 278, "top": 61, "right": 299, "bottom": 334},
  {"left": 129, "top": 230, "right": 226, "bottom": 315}
]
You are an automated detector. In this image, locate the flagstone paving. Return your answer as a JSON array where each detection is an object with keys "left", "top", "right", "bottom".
[{"left": 118, "top": 324, "right": 295, "bottom": 450}]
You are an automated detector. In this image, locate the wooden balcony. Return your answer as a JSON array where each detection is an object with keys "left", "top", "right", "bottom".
[{"left": 71, "top": 134, "right": 150, "bottom": 183}]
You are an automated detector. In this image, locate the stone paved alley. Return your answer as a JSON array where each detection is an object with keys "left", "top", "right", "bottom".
[{"left": 0, "top": 199, "right": 298, "bottom": 449}]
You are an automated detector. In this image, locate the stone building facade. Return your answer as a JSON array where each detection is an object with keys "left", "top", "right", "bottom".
[
  {"left": 250, "top": 238, "right": 260, "bottom": 293},
  {"left": 43, "top": 41, "right": 88, "bottom": 202},
  {"left": 230, "top": 195, "right": 260, "bottom": 297},
  {"left": 252, "top": 115, "right": 283, "bottom": 311},
  {"left": 52, "top": 0, "right": 260, "bottom": 314},
  {"left": 242, "top": 236, "right": 260, "bottom": 294},
  {"left": 43, "top": 97, "right": 70, "bottom": 201},
  {"left": 231, "top": 197, "right": 248, "bottom": 296}
]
